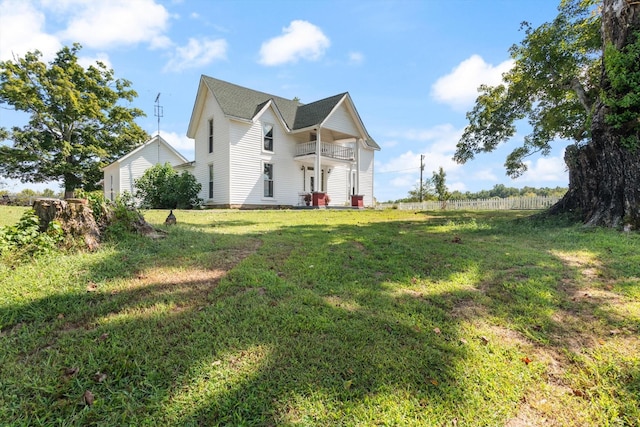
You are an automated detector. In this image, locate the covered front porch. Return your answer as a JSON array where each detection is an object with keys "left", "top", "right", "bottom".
[
  {"left": 290, "top": 118, "right": 369, "bottom": 208},
  {"left": 294, "top": 142, "right": 363, "bottom": 208}
]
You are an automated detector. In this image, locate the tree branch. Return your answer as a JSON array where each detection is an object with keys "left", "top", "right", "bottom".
[{"left": 570, "top": 77, "right": 593, "bottom": 113}]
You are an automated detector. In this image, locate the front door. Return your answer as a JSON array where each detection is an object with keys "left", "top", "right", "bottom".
[
  {"left": 308, "top": 175, "right": 315, "bottom": 193},
  {"left": 304, "top": 166, "right": 315, "bottom": 193}
]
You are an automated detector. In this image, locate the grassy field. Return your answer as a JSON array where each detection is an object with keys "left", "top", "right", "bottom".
[{"left": 0, "top": 207, "right": 638, "bottom": 426}]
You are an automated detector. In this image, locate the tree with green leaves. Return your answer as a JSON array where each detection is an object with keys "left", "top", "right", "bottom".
[
  {"left": 135, "top": 163, "right": 202, "bottom": 209},
  {"left": 455, "top": 0, "right": 640, "bottom": 228},
  {"left": 432, "top": 167, "right": 450, "bottom": 209},
  {"left": 0, "top": 44, "right": 148, "bottom": 198}
]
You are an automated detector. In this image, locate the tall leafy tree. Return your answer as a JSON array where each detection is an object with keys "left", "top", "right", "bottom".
[
  {"left": 432, "top": 167, "right": 450, "bottom": 206},
  {"left": 455, "top": 0, "right": 640, "bottom": 227},
  {"left": 0, "top": 44, "right": 148, "bottom": 197}
]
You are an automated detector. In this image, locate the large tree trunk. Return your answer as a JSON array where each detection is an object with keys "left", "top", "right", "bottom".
[
  {"left": 33, "top": 198, "right": 100, "bottom": 250},
  {"left": 551, "top": 0, "right": 640, "bottom": 228}
]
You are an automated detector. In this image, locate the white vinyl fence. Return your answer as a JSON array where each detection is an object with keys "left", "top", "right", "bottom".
[{"left": 378, "top": 196, "right": 562, "bottom": 211}]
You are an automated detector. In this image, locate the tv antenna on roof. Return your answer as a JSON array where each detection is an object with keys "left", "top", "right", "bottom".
[{"left": 154, "top": 93, "right": 163, "bottom": 136}]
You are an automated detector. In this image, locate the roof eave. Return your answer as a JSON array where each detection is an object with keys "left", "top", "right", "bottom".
[{"left": 186, "top": 76, "right": 208, "bottom": 138}]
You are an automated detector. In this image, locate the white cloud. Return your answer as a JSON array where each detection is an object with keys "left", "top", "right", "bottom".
[
  {"left": 473, "top": 168, "right": 498, "bottom": 182},
  {"left": 391, "top": 123, "right": 462, "bottom": 153},
  {"left": 0, "top": 0, "right": 61, "bottom": 61},
  {"left": 375, "top": 123, "right": 467, "bottom": 200},
  {"left": 57, "top": 0, "right": 172, "bottom": 49},
  {"left": 163, "top": 37, "right": 227, "bottom": 72},
  {"left": 259, "top": 20, "right": 330, "bottom": 66},
  {"left": 160, "top": 131, "right": 194, "bottom": 159},
  {"left": 380, "top": 140, "right": 399, "bottom": 148},
  {"left": 377, "top": 150, "right": 422, "bottom": 175},
  {"left": 78, "top": 52, "right": 112, "bottom": 70},
  {"left": 376, "top": 148, "right": 461, "bottom": 178},
  {"left": 389, "top": 175, "right": 416, "bottom": 189},
  {"left": 448, "top": 181, "right": 467, "bottom": 192},
  {"left": 431, "top": 54, "right": 513, "bottom": 111},
  {"left": 348, "top": 51, "right": 364, "bottom": 65},
  {"left": 515, "top": 154, "right": 567, "bottom": 184}
]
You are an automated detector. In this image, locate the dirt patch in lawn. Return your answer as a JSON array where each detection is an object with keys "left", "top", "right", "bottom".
[{"left": 110, "top": 240, "right": 262, "bottom": 310}]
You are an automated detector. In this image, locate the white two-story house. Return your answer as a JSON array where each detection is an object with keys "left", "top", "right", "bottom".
[
  {"left": 187, "top": 75, "right": 379, "bottom": 208},
  {"left": 104, "top": 76, "right": 379, "bottom": 208}
]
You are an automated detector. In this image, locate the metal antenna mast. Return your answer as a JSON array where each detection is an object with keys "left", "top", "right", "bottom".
[{"left": 154, "top": 93, "right": 163, "bottom": 136}]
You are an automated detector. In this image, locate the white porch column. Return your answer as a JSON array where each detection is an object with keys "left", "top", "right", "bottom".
[
  {"left": 355, "top": 138, "right": 362, "bottom": 194},
  {"left": 315, "top": 127, "right": 322, "bottom": 192}
]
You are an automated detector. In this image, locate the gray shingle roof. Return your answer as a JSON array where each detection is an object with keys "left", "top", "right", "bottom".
[
  {"left": 202, "top": 76, "right": 301, "bottom": 128},
  {"left": 293, "top": 93, "right": 346, "bottom": 129},
  {"left": 201, "top": 75, "right": 379, "bottom": 149}
]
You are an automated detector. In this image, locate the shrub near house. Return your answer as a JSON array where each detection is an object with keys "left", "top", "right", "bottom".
[{"left": 135, "top": 163, "right": 202, "bottom": 209}]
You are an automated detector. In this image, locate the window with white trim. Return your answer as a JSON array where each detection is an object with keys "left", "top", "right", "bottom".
[
  {"left": 208, "top": 118, "right": 214, "bottom": 153},
  {"left": 263, "top": 123, "right": 274, "bottom": 152},
  {"left": 263, "top": 163, "right": 274, "bottom": 197},
  {"left": 208, "top": 164, "right": 214, "bottom": 199}
]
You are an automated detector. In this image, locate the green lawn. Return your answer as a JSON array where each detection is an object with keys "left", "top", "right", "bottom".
[{"left": 1, "top": 208, "right": 638, "bottom": 426}]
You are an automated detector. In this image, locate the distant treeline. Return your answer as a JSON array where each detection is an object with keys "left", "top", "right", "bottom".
[
  {"left": 390, "top": 184, "right": 567, "bottom": 204},
  {"left": 0, "top": 188, "right": 63, "bottom": 206}
]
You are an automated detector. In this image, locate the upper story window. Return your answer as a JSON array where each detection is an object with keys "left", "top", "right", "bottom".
[
  {"left": 208, "top": 118, "right": 214, "bottom": 153},
  {"left": 263, "top": 123, "right": 274, "bottom": 152}
]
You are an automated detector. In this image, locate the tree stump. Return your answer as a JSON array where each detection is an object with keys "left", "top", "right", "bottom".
[{"left": 33, "top": 198, "right": 101, "bottom": 250}]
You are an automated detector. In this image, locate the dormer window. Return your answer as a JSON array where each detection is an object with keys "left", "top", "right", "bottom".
[{"left": 263, "top": 123, "right": 274, "bottom": 152}]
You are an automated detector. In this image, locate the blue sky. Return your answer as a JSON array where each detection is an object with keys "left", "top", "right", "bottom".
[{"left": 0, "top": 0, "right": 569, "bottom": 201}]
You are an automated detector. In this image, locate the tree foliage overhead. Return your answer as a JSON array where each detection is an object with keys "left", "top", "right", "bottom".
[
  {"left": 135, "top": 163, "right": 202, "bottom": 209},
  {"left": 454, "top": 0, "right": 602, "bottom": 177},
  {"left": 0, "top": 44, "right": 149, "bottom": 194}
]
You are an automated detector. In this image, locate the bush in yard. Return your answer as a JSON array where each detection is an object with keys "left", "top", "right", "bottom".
[
  {"left": 135, "top": 163, "right": 202, "bottom": 209},
  {"left": 0, "top": 209, "right": 64, "bottom": 263}
]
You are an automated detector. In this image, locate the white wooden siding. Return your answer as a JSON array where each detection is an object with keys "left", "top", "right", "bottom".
[
  {"left": 359, "top": 148, "right": 375, "bottom": 206},
  {"left": 104, "top": 141, "right": 186, "bottom": 201},
  {"left": 323, "top": 102, "right": 359, "bottom": 136},
  {"left": 193, "top": 93, "right": 230, "bottom": 204},
  {"left": 102, "top": 163, "right": 119, "bottom": 201},
  {"left": 326, "top": 166, "right": 349, "bottom": 206},
  {"left": 122, "top": 143, "right": 184, "bottom": 194},
  {"left": 230, "top": 107, "right": 303, "bottom": 206}
]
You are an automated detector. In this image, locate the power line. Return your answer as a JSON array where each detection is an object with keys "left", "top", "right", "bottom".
[{"left": 377, "top": 166, "right": 421, "bottom": 174}]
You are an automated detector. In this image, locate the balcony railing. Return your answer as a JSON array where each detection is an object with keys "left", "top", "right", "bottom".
[{"left": 295, "top": 141, "right": 354, "bottom": 161}]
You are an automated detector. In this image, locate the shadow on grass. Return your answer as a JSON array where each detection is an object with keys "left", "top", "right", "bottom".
[{"left": 1, "top": 210, "right": 638, "bottom": 425}]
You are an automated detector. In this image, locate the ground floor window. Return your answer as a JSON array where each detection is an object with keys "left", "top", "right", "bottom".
[
  {"left": 208, "top": 164, "right": 214, "bottom": 199},
  {"left": 263, "top": 163, "right": 274, "bottom": 197}
]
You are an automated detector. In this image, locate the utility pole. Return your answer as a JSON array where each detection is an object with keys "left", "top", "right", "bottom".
[
  {"left": 154, "top": 93, "right": 163, "bottom": 164},
  {"left": 419, "top": 154, "right": 425, "bottom": 202}
]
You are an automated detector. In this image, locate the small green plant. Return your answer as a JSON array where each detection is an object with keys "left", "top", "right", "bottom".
[
  {"left": 75, "top": 189, "right": 110, "bottom": 225},
  {"left": 101, "top": 192, "right": 147, "bottom": 240},
  {"left": 0, "top": 209, "right": 64, "bottom": 262}
]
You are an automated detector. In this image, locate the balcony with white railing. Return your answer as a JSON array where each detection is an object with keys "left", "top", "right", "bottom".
[{"left": 295, "top": 141, "right": 355, "bottom": 161}]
